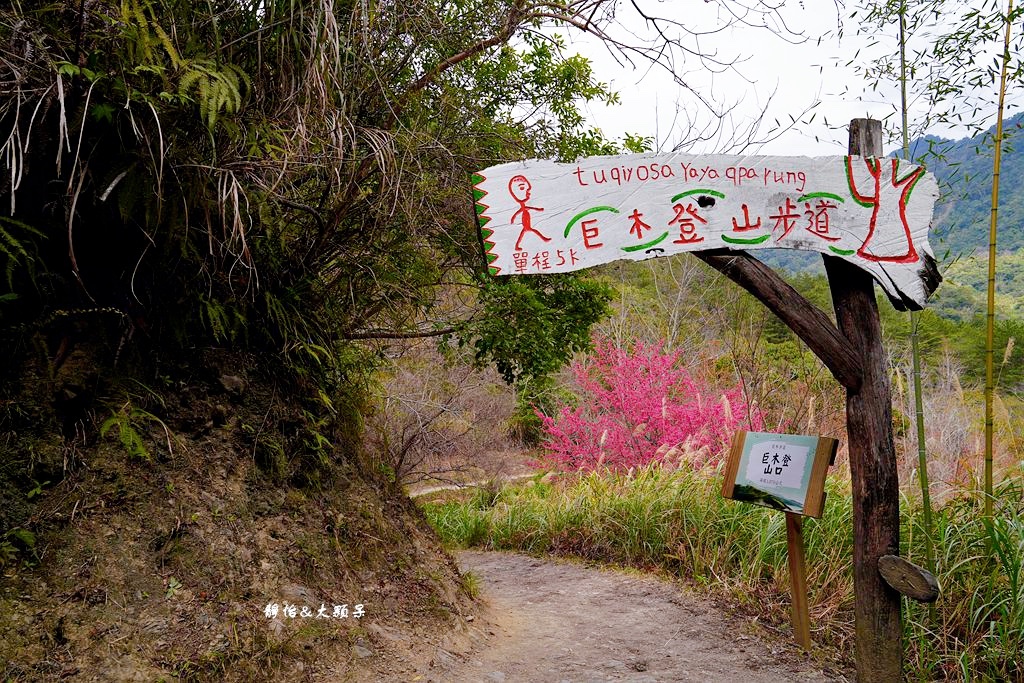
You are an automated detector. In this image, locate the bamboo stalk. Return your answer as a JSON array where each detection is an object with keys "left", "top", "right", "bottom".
[
  {"left": 984, "top": 0, "right": 1015, "bottom": 518},
  {"left": 899, "top": 0, "right": 935, "bottom": 575}
]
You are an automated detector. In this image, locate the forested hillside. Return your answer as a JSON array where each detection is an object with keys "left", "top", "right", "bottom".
[
  {"left": 911, "top": 112, "right": 1024, "bottom": 255},
  {"left": 906, "top": 114, "right": 1024, "bottom": 320}
]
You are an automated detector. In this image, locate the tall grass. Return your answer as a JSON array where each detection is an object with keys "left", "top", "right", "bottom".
[{"left": 423, "top": 465, "right": 1024, "bottom": 680}]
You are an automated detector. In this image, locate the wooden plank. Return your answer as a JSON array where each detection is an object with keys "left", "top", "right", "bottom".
[
  {"left": 785, "top": 512, "right": 812, "bottom": 650},
  {"left": 695, "top": 251, "right": 862, "bottom": 391},
  {"left": 720, "top": 431, "right": 747, "bottom": 499},
  {"left": 878, "top": 555, "right": 941, "bottom": 603},
  {"left": 822, "top": 117, "right": 903, "bottom": 683},
  {"left": 802, "top": 437, "right": 839, "bottom": 519},
  {"left": 472, "top": 153, "right": 941, "bottom": 307}
]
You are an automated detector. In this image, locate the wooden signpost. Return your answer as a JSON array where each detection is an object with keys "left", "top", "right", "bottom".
[
  {"left": 721, "top": 431, "right": 840, "bottom": 649},
  {"left": 473, "top": 119, "right": 940, "bottom": 682}
]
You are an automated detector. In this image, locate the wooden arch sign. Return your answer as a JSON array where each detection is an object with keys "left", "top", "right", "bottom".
[{"left": 472, "top": 119, "right": 928, "bottom": 682}]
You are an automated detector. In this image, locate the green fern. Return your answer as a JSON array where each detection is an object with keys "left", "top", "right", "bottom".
[
  {"left": 177, "top": 59, "right": 250, "bottom": 130},
  {"left": 100, "top": 402, "right": 173, "bottom": 460},
  {"left": 0, "top": 528, "right": 36, "bottom": 568},
  {"left": 101, "top": 409, "right": 150, "bottom": 459},
  {"left": 200, "top": 296, "right": 246, "bottom": 343},
  {"left": 200, "top": 296, "right": 228, "bottom": 342},
  {"left": 0, "top": 215, "right": 44, "bottom": 289},
  {"left": 118, "top": 0, "right": 158, "bottom": 64},
  {"left": 0, "top": 540, "right": 17, "bottom": 567}
]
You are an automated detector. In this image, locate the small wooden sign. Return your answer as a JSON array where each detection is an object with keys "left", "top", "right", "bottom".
[
  {"left": 722, "top": 431, "right": 839, "bottom": 650},
  {"left": 878, "top": 555, "right": 940, "bottom": 603},
  {"left": 721, "top": 431, "right": 839, "bottom": 519}
]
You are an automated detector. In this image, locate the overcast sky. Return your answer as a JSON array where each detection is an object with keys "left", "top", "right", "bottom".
[{"left": 564, "top": 0, "right": 1020, "bottom": 157}]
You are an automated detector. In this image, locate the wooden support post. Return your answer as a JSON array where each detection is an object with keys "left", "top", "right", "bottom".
[
  {"left": 785, "top": 512, "right": 812, "bottom": 650},
  {"left": 823, "top": 118, "right": 903, "bottom": 682}
]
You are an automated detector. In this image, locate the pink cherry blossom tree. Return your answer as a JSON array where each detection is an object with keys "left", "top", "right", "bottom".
[{"left": 538, "top": 338, "right": 764, "bottom": 471}]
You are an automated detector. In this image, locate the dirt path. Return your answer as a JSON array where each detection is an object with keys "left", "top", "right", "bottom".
[
  {"left": 408, "top": 473, "right": 537, "bottom": 498},
  {"left": 390, "top": 551, "right": 850, "bottom": 683}
]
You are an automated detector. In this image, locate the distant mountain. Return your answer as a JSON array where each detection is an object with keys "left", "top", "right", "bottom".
[{"left": 904, "top": 111, "right": 1024, "bottom": 258}]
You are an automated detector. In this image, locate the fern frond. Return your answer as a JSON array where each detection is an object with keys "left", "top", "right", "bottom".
[
  {"left": 0, "top": 216, "right": 45, "bottom": 288},
  {"left": 197, "top": 74, "right": 211, "bottom": 128},
  {"left": 150, "top": 19, "right": 182, "bottom": 67},
  {"left": 100, "top": 410, "right": 150, "bottom": 460},
  {"left": 177, "top": 68, "right": 204, "bottom": 97},
  {"left": 176, "top": 59, "right": 248, "bottom": 130}
]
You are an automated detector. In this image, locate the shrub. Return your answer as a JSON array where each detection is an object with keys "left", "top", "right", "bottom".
[{"left": 538, "top": 338, "right": 763, "bottom": 471}]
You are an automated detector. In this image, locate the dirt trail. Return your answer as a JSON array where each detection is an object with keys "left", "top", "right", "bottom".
[
  {"left": 392, "top": 551, "right": 850, "bottom": 683},
  {"left": 408, "top": 473, "right": 537, "bottom": 498}
]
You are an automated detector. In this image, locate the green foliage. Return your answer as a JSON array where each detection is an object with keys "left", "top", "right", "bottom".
[
  {"left": 733, "top": 258, "right": 1024, "bottom": 392},
  {"left": 176, "top": 59, "right": 250, "bottom": 131},
  {"left": 425, "top": 467, "right": 855, "bottom": 610},
  {"left": 100, "top": 402, "right": 172, "bottom": 460},
  {"left": 0, "top": 216, "right": 44, "bottom": 290},
  {"left": 199, "top": 296, "right": 247, "bottom": 345},
  {"left": 852, "top": 0, "right": 1024, "bottom": 144},
  {"left": 0, "top": 0, "right": 630, "bottom": 467},
  {"left": 475, "top": 34, "right": 622, "bottom": 161},
  {"left": 453, "top": 274, "right": 611, "bottom": 445},
  {"left": 902, "top": 478, "right": 1024, "bottom": 680},
  {"left": 912, "top": 116, "right": 1024, "bottom": 257},
  {"left": 0, "top": 527, "right": 36, "bottom": 568},
  {"left": 505, "top": 391, "right": 546, "bottom": 445},
  {"left": 459, "top": 569, "right": 482, "bottom": 599},
  {"left": 879, "top": 298, "right": 1024, "bottom": 391},
  {"left": 100, "top": 412, "right": 150, "bottom": 460},
  {"left": 463, "top": 274, "right": 612, "bottom": 386},
  {"left": 164, "top": 576, "right": 183, "bottom": 600},
  {"left": 936, "top": 248, "right": 1024, "bottom": 319}
]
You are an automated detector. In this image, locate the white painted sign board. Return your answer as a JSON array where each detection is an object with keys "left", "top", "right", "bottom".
[
  {"left": 744, "top": 440, "right": 810, "bottom": 491},
  {"left": 472, "top": 153, "right": 940, "bottom": 308},
  {"left": 721, "top": 431, "right": 839, "bottom": 518}
]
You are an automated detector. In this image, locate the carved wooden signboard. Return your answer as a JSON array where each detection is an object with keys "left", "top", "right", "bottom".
[{"left": 472, "top": 153, "right": 941, "bottom": 309}]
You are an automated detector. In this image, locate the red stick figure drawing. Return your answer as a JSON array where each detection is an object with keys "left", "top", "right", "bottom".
[
  {"left": 509, "top": 175, "right": 549, "bottom": 251},
  {"left": 846, "top": 157, "right": 923, "bottom": 263}
]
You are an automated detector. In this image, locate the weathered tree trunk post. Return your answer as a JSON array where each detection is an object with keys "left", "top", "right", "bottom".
[{"left": 824, "top": 118, "right": 903, "bottom": 681}]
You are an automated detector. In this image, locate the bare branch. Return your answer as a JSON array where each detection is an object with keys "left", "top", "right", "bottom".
[{"left": 694, "top": 250, "right": 863, "bottom": 391}]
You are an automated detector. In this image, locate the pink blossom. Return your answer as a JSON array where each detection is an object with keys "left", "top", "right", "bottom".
[{"left": 538, "top": 338, "right": 763, "bottom": 471}]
